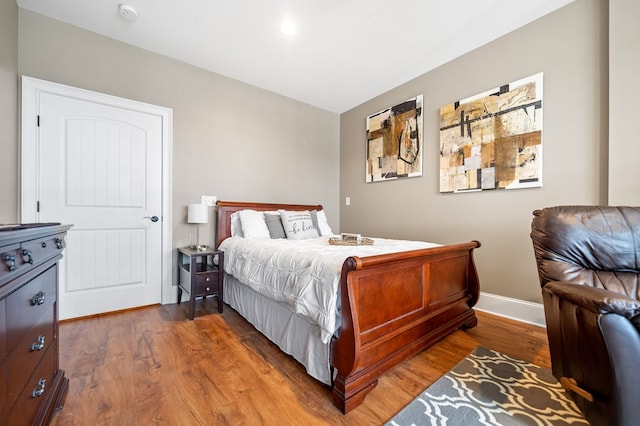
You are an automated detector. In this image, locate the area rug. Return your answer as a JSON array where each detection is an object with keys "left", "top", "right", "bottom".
[{"left": 385, "top": 346, "right": 588, "bottom": 426}]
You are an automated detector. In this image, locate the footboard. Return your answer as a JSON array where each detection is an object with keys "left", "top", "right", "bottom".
[{"left": 330, "top": 241, "right": 481, "bottom": 413}]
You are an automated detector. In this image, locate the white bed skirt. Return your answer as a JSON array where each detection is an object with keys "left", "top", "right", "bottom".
[{"left": 223, "top": 273, "right": 332, "bottom": 385}]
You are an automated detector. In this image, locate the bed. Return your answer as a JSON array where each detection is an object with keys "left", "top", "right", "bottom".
[{"left": 216, "top": 201, "right": 481, "bottom": 413}]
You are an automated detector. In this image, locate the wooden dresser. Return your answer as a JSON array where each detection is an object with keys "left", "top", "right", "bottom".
[{"left": 0, "top": 223, "right": 71, "bottom": 425}]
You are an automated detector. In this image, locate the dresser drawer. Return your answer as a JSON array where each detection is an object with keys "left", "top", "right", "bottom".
[
  {"left": 7, "top": 317, "right": 53, "bottom": 397},
  {"left": 5, "top": 266, "right": 56, "bottom": 354},
  {"left": 21, "top": 233, "right": 66, "bottom": 268},
  {"left": 4, "top": 344, "right": 56, "bottom": 426}
]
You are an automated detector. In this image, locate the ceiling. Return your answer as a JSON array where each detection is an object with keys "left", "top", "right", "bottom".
[{"left": 16, "top": 0, "right": 574, "bottom": 113}]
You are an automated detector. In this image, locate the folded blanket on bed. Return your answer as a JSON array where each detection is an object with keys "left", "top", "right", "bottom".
[{"left": 219, "top": 236, "right": 439, "bottom": 343}]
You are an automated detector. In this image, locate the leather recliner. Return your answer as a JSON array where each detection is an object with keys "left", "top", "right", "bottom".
[{"left": 530, "top": 206, "right": 640, "bottom": 426}]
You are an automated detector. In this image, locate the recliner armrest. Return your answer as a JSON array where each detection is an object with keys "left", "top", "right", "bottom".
[{"left": 544, "top": 282, "right": 640, "bottom": 330}]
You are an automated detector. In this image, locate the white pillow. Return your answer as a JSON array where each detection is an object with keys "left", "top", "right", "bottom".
[
  {"left": 315, "top": 210, "right": 333, "bottom": 236},
  {"left": 279, "top": 210, "right": 319, "bottom": 240},
  {"left": 230, "top": 212, "right": 244, "bottom": 237},
  {"left": 238, "top": 209, "right": 270, "bottom": 239}
]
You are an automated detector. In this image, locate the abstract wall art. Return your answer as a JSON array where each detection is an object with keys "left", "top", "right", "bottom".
[
  {"left": 439, "top": 73, "right": 543, "bottom": 193},
  {"left": 366, "top": 95, "right": 423, "bottom": 183}
]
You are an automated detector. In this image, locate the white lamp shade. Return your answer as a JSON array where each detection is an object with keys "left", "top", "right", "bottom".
[{"left": 187, "top": 204, "right": 208, "bottom": 224}]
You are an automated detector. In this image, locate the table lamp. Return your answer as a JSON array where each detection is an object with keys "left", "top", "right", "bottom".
[{"left": 187, "top": 203, "right": 209, "bottom": 251}]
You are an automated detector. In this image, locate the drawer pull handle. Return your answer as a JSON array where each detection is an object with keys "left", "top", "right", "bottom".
[
  {"left": 31, "top": 291, "right": 46, "bottom": 306},
  {"left": 3, "top": 254, "right": 16, "bottom": 272},
  {"left": 205, "top": 277, "right": 210, "bottom": 282},
  {"left": 32, "top": 378, "right": 46, "bottom": 398},
  {"left": 22, "top": 249, "right": 34, "bottom": 264},
  {"left": 55, "top": 238, "right": 64, "bottom": 249},
  {"left": 206, "top": 287, "right": 210, "bottom": 292},
  {"left": 31, "top": 335, "right": 46, "bottom": 351},
  {"left": 41, "top": 242, "right": 47, "bottom": 248}
]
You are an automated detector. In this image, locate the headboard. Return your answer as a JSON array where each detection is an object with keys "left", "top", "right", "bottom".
[{"left": 216, "top": 201, "right": 323, "bottom": 247}]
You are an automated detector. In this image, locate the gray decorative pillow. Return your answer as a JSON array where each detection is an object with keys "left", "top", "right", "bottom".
[
  {"left": 264, "top": 213, "right": 286, "bottom": 239},
  {"left": 309, "top": 210, "right": 321, "bottom": 234},
  {"left": 230, "top": 212, "right": 244, "bottom": 237}
]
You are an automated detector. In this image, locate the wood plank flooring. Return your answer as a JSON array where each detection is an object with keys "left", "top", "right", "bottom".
[{"left": 50, "top": 301, "right": 550, "bottom": 425}]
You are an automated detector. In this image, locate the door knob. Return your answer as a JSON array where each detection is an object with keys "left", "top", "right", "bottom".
[{"left": 144, "top": 216, "right": 159, "bottom": 222}]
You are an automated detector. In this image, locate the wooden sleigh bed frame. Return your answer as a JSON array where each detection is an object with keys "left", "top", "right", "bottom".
[{"left": 216, "top": 201, "right": 481, "bottom": 413}]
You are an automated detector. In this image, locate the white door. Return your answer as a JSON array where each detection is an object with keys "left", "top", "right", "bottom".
[{"left": 32, "top": 88, "right": 165, "bottom": 319}]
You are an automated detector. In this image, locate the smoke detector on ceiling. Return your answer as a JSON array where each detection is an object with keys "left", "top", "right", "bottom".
[{"left": 119, "top": 4, "right": 139, "bottom": 21}]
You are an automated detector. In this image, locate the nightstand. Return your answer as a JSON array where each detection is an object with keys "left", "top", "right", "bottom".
[{"left": 177, "top": 247, "right": 224, "bottom": 320}]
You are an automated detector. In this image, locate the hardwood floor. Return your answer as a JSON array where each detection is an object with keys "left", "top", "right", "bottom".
[{"left": 50, "top": 301, "right": 550, "bottom": 425}]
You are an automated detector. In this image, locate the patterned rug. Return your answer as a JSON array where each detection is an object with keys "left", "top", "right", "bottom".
[{"left": 385, "top": 346, "right": 588, "bottom": 426}]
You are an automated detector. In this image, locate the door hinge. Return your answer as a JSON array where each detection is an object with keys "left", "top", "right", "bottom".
[
  {"left": 37, "top": 115, "right": 40, "bottom": 127},
  {"left": 36, "top": 201, "right": 40, "bottom": 212}
]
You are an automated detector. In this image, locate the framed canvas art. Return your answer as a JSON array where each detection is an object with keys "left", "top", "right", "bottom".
[
  {"left": 439, "top": 73, "right": 543, "bottom": 193},
  {"left": 366, "top": 95, "right": 423, "bottom": 183}
]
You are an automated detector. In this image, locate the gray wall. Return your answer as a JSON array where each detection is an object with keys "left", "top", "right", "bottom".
[
  {"left": 0, "top": 0, "right": 18, "bottom": 223},
  {"left": 609, "top": 0, "right": 639, "bottom": 205},
  {"left": 16, "top": 9, "right": 340, "bottom": 250},
  {"left": 339, "top": 0, "right": 608, "bottom": 303}
]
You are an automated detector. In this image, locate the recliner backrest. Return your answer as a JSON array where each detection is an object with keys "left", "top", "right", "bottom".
[{"left": 531, "top": 206, "right": 640, "bottom": 300}]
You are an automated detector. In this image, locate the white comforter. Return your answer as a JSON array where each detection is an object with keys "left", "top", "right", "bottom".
[{"left": 219, "top": 236, "right": 439, "bottom": 343}]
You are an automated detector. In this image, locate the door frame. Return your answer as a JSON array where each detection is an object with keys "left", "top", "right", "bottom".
[{"left": 20, "top": 76, "right": 176, "bottom": 305}]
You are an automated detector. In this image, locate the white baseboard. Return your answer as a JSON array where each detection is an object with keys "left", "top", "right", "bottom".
[{"left": 474, "top": 292, "right": 546, "bottom": 328}]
